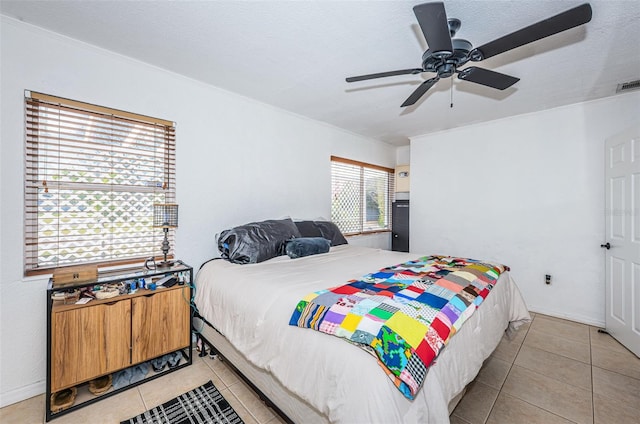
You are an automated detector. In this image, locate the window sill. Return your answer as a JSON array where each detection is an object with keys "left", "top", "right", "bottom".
[
  {"left": 345, "top": 229, "right": 391, "bottom": 237},
  {"left": 24, "top": 256, "right": 174, "bottom": 279}
]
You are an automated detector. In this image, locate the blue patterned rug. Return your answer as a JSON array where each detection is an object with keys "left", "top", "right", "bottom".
[{"left": 122, "top": 380, "right": 244, "bottom": 424}]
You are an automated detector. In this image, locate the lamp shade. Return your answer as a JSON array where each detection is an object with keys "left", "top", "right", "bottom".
[{"left": 153, "top": 204, "right": 179, "bottom": 228}]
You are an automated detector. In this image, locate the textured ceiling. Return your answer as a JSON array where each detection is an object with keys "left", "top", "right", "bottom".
[{"left": 2, "top": 0, "right": 639, "bottom": 146}]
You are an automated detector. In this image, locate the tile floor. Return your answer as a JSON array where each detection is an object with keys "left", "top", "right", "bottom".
[
  {"left": 450, "top": 312, "right": 640, "bottom": 424},
  {"left": 0, "top": 350, "right": 287, "bottom": 424},
  {"left": 1, "top": 313, "right": 639, "bottom": 424}
]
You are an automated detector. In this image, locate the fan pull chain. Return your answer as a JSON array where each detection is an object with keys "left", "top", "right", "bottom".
[{"left": 450, "top": 78, "right": 454, "bottom": 108}]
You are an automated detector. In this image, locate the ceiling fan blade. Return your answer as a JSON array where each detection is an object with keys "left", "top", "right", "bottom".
[
  {"left": 470, "top": 3, "right": 592, "bottom": 61},
  {"left": 346, "top": 68, "right": 423, "bottom": 83},
  {"left": 413, "top": 2, "right": 453, "bottom": 57},
  {"left": 457, "top": 67, "right": 519, "bottom": 90},
  {"left": 401, "top": 77, "right": 439, "bottom": 107}
]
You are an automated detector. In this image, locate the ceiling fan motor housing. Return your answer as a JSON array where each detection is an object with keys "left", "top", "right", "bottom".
[{"left": 421, "top": 38, "right": 473, "bottom": 77}]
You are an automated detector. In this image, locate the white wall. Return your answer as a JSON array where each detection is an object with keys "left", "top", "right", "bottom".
[
  {"left": 396, "top": 145, "right": 410, "bottom": 166},
  {"left": 409, "top": 91, "right": 640, "bottom": 327},
  {"left": 0, "top": 17, "right": 396, "bottom": 406}
]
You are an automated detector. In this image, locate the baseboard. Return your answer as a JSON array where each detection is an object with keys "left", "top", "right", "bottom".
[
  {"left": 528, "top": 306, "right": 605, "bottom": 328},
  {"left": 0, "top": 381, "right": 45, "bottom": 409}
]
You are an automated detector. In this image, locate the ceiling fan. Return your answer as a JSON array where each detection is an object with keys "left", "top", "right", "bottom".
[{"left": 346, "top": 2, "right": 592, "bottom": 107}]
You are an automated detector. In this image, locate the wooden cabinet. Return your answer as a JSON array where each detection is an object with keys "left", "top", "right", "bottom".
[
  {"left": 132, "top": 288, "right": 190, "bottom": 363},
  {"left": 46, "top": 261, "right": 193, "bottom": 421},
  {"left": 51, "top": 300, "right": 131, "bottom": 392}
]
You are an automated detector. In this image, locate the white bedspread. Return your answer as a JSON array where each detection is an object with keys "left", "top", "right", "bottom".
[{"left": 194, "top": 245, "right": 530, "bottom": 423}]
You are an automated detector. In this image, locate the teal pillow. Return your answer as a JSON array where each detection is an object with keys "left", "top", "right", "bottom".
[{"left": 285, "top": 237, "right": 331, "bottom": 259}]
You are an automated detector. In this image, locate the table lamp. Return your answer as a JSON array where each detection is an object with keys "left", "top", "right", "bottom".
[{"left": 153, "top": 203, "right": 178, "bottom": 267}]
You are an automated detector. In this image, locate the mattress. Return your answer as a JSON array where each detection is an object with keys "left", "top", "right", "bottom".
[{"left": 194, "top": 245, "right": 530, "bottom": 423}]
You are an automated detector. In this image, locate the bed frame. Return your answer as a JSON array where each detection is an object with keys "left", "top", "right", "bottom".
[{"left": 193, "top": 315, "right": 467, "bottom": 424}]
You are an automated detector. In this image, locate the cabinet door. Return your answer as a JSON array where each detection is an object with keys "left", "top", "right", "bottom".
[
  {"left": 131, "top": 287, "right": 190, "bottom": 363},
  {"left": 51, "top": 300, "right": 131, "bottom": 392}
]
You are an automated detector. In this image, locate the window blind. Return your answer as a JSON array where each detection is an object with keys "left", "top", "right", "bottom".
[
  {"left": 24, "top": 92, "right": 176, "bottom": 275},
  {"left": 330, "top": 156, "right": 394, "bottom": 235}
]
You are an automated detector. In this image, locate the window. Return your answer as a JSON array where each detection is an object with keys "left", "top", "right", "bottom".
[
  {"left": 24, "top": 92, "right": 176, "bottom": 275},
  {"left": 330, "top": 156, "right": 394, "bottom": 235}
]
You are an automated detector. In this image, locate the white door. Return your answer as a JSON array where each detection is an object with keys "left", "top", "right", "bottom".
[{"left": 604, "top": 125, "right": 640, "bottom": 357}]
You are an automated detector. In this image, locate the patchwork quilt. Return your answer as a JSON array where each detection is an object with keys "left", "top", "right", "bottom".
[{"left": 289, "top": 255, "right": 508, "bottom": 399}]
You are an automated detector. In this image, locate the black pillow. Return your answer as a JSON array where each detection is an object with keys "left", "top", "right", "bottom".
[
  {"left": 313, "top": 221, "right": 348, "bottom": 246},
  {"left": 285, "top": 237, "right": 331, "bottom": 259},
  {"left": 294, "top": 221, "right": 323, "bottom": 238},
  {"left": 218, "top": 218, "right": 301, "bottom": 264}
]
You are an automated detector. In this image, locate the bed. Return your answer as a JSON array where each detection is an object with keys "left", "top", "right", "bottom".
[{"left": 193, "top": 243, "right": 530, "bottom": 423}]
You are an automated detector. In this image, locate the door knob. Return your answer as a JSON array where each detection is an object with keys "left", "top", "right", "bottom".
[{"left": 600, "top": 242, "right": 611, "bottom": 250}]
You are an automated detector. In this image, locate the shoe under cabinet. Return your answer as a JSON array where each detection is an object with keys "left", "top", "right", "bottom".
[{"left": 46, "top": 261, "right": 193, "bottom": 421}]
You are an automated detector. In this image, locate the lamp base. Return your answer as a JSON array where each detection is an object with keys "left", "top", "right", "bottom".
[{"left": 157, "top": 260, "right": 175, "bottom": 269}]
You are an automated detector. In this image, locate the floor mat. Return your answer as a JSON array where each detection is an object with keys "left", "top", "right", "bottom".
[{"left": 121, "top": 380, "right": 244, "bottom": 424}]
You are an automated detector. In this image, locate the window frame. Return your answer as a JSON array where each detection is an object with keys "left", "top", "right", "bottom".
[
  {"left": 24, "top": 91, "right": 176, "bottom": 276},
  {"left": 330, "top": 156, "right": 394, "bottom": 236}
]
